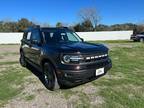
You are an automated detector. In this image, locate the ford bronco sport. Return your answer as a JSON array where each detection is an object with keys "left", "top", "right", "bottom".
[{"left": 20, "top": 26, "right": 112, "bottom": 90}]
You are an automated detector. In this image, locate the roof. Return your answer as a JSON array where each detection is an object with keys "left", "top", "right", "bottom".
[{"left": 25, "top": 26, "right": 69, "bottom": 32}]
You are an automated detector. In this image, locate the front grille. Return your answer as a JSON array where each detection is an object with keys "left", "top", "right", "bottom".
[{"left": 82, "top": 53, "right": 108, "bottom": 63}]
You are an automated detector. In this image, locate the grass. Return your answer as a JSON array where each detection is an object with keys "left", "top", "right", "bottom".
[
  {"left": 0, "top": 61, "right": 19, "bottom": 66},
  {"left": 0, "top": 52, "right": 19, "bottom": 56},
  {"left": 92, "top": 42, "right": 144, "bottom": 108},
  {"left": 24, "top": 95, "right": 35, "bottom": 101},
  {"left": 0, "top": 42, "right": 144, "bottom": 108},
  {"left": 0, "top": 65, "right": 31, "bottom": 107},
  {"left": 89, "top": 40, "right": 132, "bottom": 44}
]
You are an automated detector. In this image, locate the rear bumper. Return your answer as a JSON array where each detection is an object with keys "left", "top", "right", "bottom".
[{"left": 57, "top": 59, "right": 112, "bottom": 87}]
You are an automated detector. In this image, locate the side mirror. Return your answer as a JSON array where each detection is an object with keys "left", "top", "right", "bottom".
[
  {"left": 81, "top": 38, "right": 84, "bottom": 42},
  {"left": 31, "top": 40, "right": 41, "bottom": 46}
]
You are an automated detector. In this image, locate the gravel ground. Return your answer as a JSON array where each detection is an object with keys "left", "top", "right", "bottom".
[
  {"left": 0, "top": 45, "right": 20, "bottom": 63},
  {"left": 2, "top": 69, "right": 104, "bottom": 108}
]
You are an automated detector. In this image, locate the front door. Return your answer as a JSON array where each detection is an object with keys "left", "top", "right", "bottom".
[{"left": 29, "top": 30, "right": 42, "bottom": 65}]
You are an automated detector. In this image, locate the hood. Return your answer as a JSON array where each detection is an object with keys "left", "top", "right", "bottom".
[{"left": 56, "top": 42, "right": 108, "bottom": 54}]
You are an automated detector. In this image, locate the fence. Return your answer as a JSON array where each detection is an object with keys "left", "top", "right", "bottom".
[
  {"left": 78, "top": 31, "right": 133, "bottom": 41},
  {"left": 0, "top": 31, "right": 133, "bottom": 44},
  {"left": 0, "top": 33, "right": 23, "bottom": 44}
]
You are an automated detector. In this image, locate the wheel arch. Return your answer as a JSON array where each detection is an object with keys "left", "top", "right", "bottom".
[
  {"left": 40, "top": 58, "right": 60, "bottom": 90},
  {"left": 40, "top": 57, "right": 57, "bottom": 72}
]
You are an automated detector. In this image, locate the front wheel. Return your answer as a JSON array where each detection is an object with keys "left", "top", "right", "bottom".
[{"left": 42, "top": 62, "right": 59, "bottom": 91}]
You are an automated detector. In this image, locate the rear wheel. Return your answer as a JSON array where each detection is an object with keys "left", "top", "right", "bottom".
[
  {"left": 20, "top": 51, "right": 27, "bottom": 67},
  {"left": 140, "top": 38, "right": 144, "bottom": 43},
  {"left": 42, "top": 62, "right": 59, "bottom": 91}
]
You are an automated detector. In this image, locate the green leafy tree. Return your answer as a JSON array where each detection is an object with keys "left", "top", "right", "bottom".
[
  {"left": 73, "top": 20, "right": 93, "bottom": 32},
  {"left": 96, "top": 24, "right": 109, "bottom": 31},
  {"left": 17, "top": 18, "right": 34, "bottom": 32},
  {"left": 73, "top": 23, "right": 83, "bottom": 32},
  {"left": 56, "top": 22, "right": 63, "bottom": 27}
]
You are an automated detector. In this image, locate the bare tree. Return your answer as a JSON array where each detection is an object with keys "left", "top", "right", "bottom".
[{"left": 78, "top": 7, "right": 101, "bottom": 30}]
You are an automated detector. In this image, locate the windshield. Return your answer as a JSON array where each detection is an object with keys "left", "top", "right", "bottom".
[{"left": 42, "top": 30, "right": 82, "bottom": 43}]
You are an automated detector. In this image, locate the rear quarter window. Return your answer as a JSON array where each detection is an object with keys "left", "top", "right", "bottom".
[
  {"left": 26, "top": 32, "right": 31, "bottom": 41},
  {"left": 23, "top": 32, "right": 28, "bottom": 39}
]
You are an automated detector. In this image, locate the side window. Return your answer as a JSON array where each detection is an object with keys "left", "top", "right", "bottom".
[
  {"left": 43, "top": 32, "right": 54, "bottom": 42},
  {"left": 27, "top": 32, "right": 31, "bottom": 41},
  {"left": 31, "top": 30, "right": 41, "bottom": 42},
  {"left": 23, "top": 32, "right": 31, "bottom": 41},
  {"left": 66, "top": 32, "right": 79, "bottom": 41}
]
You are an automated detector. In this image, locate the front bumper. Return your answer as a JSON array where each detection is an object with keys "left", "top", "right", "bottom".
[{"left": 56, "top": 58, "right": 112, "bottom": 87}]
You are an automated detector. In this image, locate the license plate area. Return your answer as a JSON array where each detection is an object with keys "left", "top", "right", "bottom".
[{"left": 96, "top": 68, "right": 104, "bottom": 76}]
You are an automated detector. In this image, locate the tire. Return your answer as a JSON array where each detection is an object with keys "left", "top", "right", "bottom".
[
  {"left": 42, "top": 62, "right": 59, "bottom": 91},
  {"left": 20, "top": 51, "right": 27, "bottom": 67},
  {"left": 140, "top": 38, "right": 144, "bottom": 43}
]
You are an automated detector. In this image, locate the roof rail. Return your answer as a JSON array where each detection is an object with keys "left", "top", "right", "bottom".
[
  {"left": 27, "top": 25, "right": 40, "bottom": 30},
  {"left": 34, "top": 25, "right": 40, "bottom": 28},
  {"left": 56, "top": 26, "right": 68, "bottom": 29}
]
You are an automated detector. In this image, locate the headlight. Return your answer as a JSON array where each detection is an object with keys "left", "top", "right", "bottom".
[
  {"left": 62, "top": 55, "right": 84, "bottom": 64},
  {"left": 63, "top": 55, "right": 71, "bottom": 63}
]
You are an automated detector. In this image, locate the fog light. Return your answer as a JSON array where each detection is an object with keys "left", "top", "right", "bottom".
[
  {"left": 64, "top": 73, "right": 68, "bottom": 77},
  {"left": 76, "top": 66, "right": 80, "bottom": 70}
]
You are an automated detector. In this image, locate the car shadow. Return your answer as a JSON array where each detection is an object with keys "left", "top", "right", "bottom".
[
  {"left": 25, "top": 64, "right": 104, "bottom": 90},
  {"left": 25, "top": 64, "right": 48, "bottom": 87},
  {"left": 25, "top": 63, "right": 76, "bottom": 90}
]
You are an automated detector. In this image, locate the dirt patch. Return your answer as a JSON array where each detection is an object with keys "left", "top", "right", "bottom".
[
  {"left": 82, "top": 84, "right": 99, "bottom": 95},
  {"left": 3, "top": 74, "right": 105, "bottom": 108},
  {"left": 4, "top": 95, "right": 67, "bottom": 108},
  {"left": 0, "top": 45, "right": 19, "bottom": 63},
  {"left": 0, "top": 45, "right": 20, "bottom": 54},
  {"left": 104, "top": 72, "right": 125, "bottom": 80},
  {"left": 0, "top": 55, "right": 19, "bottom": 63},
  {"left": 67, "top": 95, "right": 80, "bottom": 108},
  {"left": 90, "top": 96, "right": 104, "bottom": 106},
  {"left": 3, "top": 75, "right": 68, "bottom": 108},
  {"left": 71, "top": 83, "right": 99, "bottom": 94},
  {"left": 0, "top": 64, "right": 19, "bottom": 74}
]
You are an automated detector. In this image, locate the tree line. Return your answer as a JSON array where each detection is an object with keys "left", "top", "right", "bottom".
[
  {"left": 0, "top": 7, "right": 144, "bottom": 34},
  {"left": 73, "top": 22, "right": 143, "bottom": 33},
  {"left": 0, "top": 18, "right": 35, "bottom": 32}
]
